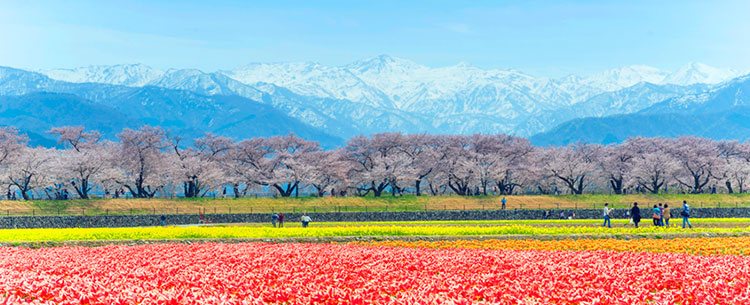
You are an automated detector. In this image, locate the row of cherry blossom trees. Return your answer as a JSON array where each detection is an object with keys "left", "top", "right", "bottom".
[{"left": 1, "top": 126, "right": 748, "bottom": 200}]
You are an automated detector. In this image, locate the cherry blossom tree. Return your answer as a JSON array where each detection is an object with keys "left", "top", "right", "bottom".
[
  {"left": 226, "top": 135, "right": 320, "bottom": 197},
  {"left": 442, "top": 135, "right": 478, "bottom": 196},
  {"left": 627, "top": 138, "right": 678, "bottom": 194},
  {"left": 265, "top": 135, "right": 321, "bottom": 197},
  {"left": 6, "top": 123, "right": 750, "bottom": 198},
  {"left": 49, "top": 126, "right": 109, "bottom": 199},
  {"left": 668, "top": 137, "right": 721, "bottom": 193},
  {"left": 170, "top": 134, "right": 231, "bottom": 198},
  {"left": 5, "top": 147, "right": 55, "bottom": 200},
  {"left": 488, "top": 135, "right": 534, "bottom": 195},
  {"left": 305, "top": 150, "right": 349, "bottom": 197},
  {"left": 344, "top": 133, "right": 414, "bottom": 197},
  {"left": 113, "top": 126, "right": 172, "bottom": 198},
  {"left": 541, "top": 144, "right": 601, "bottom": 195},
  {"left": 398, "top": 134, "right": 444, "bottom": 196},
  {"left": 0, "top": 127, "right": 27, "bottom": 167},
  {"left": 715, "top": 141, "right": 750, "bottom": 193},
  {"left": 598, "top": 144, "right": 634, "bottom": 194},
  {"left": 225, "top": 138, "right": 269, "bottom": 198}
]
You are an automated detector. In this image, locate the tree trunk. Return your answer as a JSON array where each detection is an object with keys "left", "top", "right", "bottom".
[
  {"left": 71, "top": 179, "right": 90, "bottom": 199},
  {"left": 273, "top": 182, "right": 298, "bottom": 197},
  {"left": 609, "top": 177, "right": 623, "bottom": 195},
  {"left": 20, "top": 189, "right": 30, "bottom": 200},
  {"left": 371, "top": 181, "right": 388, "bottom": 197}
]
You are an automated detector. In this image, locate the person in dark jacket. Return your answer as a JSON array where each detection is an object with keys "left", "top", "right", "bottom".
[{"left": 630, "top": 202, "right": 641, "bottom": 228}]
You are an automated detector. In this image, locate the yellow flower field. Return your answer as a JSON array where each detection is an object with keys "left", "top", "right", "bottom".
[{"left": 1, "top": 221, "right": 749, "bottom": 243}]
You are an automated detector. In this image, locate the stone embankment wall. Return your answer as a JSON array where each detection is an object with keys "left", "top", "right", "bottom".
[{"left": 0, "top": 208, "right": 738, "bottom": 229}]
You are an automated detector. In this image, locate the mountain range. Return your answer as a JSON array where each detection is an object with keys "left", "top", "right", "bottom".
[
  {"left": 531, "top": 74, "right": 750, "bottom": 145},
  {"left": 0, "top": 55, "right": 748, "bottom": 146}
]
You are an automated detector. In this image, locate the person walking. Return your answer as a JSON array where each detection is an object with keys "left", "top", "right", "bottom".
[
  {"left": 501, "top": 197, "right": 507, "bottom": 210},
  {"left": 160, "top": 215, "right": 166, "bottom": 226},
  {"left": 301, "top": 214, "right": 312, "bottom": 228},
  {"left": 658, "top": 203, "right": 665, "bottom": 226},
  {"left": 278, "top": 213, "right": 285, "bottom": 228},
  {"left": 602, "top": 203, "right": 612, "bottom": 228},
  {"left": 681, "top": 201, "right": 693, "bottom": 229},
  {"left": 271, "top": 213, "right": 279, "bottom": 228},
  {"left": 630, "top": 202, "right": 641, "bottom": 228},
  {"left": 663, "top": 204, "right": 671, "bottom": 227},
  {"left": 652, "top": 204, "right": 661, "bottom": 226}
]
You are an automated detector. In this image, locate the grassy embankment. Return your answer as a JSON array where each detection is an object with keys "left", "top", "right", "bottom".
[{"left": 2, "top": 193, "right": 750, "bottom": 216}]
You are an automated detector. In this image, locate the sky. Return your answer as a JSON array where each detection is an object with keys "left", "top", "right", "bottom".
[{"left": 1, "top": 0, "right": 749, "bottom": 77}]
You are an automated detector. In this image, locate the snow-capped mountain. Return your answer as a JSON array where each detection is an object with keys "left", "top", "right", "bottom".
[
  {"left": 224, "top": 62, "right": 394, "bottom": 108},
  {"left": 579, "top": 65, "right": 669, "bottom": 92},
  {"left": 663, "top": 62, "right": 742, "bottom": 86},
  {"left": 532, "top": 74, "right": 750, "bottom": 146},
  {"left": 345, "top": 55, "right": 567, "bottom": 112},
  {"left": 641, "top": 74, "right": 750, "bottom": 114},
  {"left": 32, "top": 56, "right": 745, "bottom": 138},
  {"left": 576, "top": 62, "right": 743, "bottom": 93},
  {"left": 44, "top": 64, "right": 164, "bottom": 87},
  {"left": 0, "top": 67, "right": 344, "bottom": 147}
]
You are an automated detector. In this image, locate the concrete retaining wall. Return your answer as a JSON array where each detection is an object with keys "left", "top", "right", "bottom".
[{"left": 0, "top": 207, "right": 740, "bottom": 229}]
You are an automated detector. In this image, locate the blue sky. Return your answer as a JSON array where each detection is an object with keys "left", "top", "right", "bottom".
[{"left": 1, "top": 0, "right": 749, "bottom": 77}]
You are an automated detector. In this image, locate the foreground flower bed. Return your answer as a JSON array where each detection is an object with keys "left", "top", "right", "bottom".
[
  {"left": 1, "top": 242, "right": 750, "bottom": 304},
  {"left": 361, "top": 236, "right": 750, "bottom": 256},
  {"left": 1, "top": 223, "right": 748, "bottom": 243}
]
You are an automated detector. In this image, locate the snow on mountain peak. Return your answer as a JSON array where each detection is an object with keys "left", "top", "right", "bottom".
[
  {"left": 582, "top": 65, "right": 668, "bottom": 91},
  {"left": 664, "top": 62, "right": 742, "bottom": 85},
  {"left": 345, "top": 54, "right": 424, "bottom": 75},
  {"left": 33, "top": 56, "right": 746, "bottom": 138},
  {"left": 44, "top": 64, "right": 164, "bottom": 87},
  {"left": 225, "top": 61, "right": 394, "bottom": 108}
]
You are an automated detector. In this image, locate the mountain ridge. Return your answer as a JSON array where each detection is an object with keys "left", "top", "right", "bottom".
[
  {"left": 36, "top": 57, "right": 745, "bottom": 137},
  {"left": 531, "top": 74, "right": 750, "bottom": 145},
  {"left": 0, "top": 67, "right": 344, "bottom": 147},
  {"left": 2, "top": 56, "right": 748, "bottom": 146}
]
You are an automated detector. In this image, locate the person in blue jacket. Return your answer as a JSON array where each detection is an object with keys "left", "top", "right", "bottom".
[{"left": 681, "top": 200, "right": 693, "bottom": 229}]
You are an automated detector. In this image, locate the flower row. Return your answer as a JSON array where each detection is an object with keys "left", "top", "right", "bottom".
[
  {"left": 361, "top": 236, "right": 750, "bottom": 256},
  {"left": 0, "top": 223, "right": 745, "bottom": 243},
  {"left": 2, "top": 242, "right": 750, "bottom": 304}
]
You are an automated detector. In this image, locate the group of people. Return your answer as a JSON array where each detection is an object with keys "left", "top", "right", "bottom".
[
  {"left": 271, "top": 213, "right": 312, "bottom": 228},
  {"left": 624, "top": 200, "right": 693, "bottom": 229},
  {"left": 650, "top": 203, "right": 672, "bottom": 226}
]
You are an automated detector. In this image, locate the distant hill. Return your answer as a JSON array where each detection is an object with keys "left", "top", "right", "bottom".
[
  {"left": 531, "top": 75, "right": 750, "bottom": 146},
  {"left": 0, "top": 88, "right": 343, "bottom": 147},
  {"left": 530, "top": 109, "right": 750, "bottom": 146}
]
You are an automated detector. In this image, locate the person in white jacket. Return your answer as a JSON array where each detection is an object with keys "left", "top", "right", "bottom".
[{"left": 301, "top": 214, "right": 312, "bottom": 228}]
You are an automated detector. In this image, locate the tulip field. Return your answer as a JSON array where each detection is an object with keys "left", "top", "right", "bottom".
[
  {"left": 2, "top": 240, "right": 750, "bottom": 304},
  {"left": 2, "top": 219, "right": 750, "bottom": 304}
]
